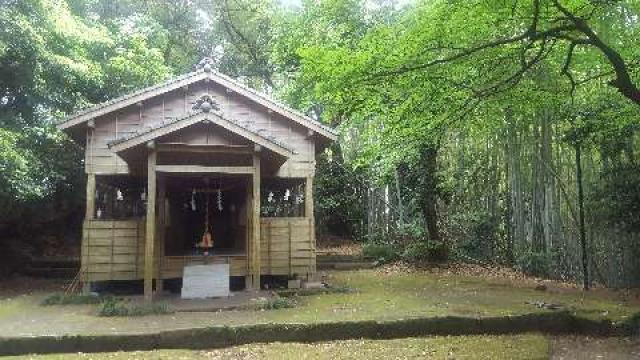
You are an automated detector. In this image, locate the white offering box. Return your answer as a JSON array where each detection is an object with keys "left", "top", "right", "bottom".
[{"left": 181, "top": 263, "right": 230, "bottom": 299}]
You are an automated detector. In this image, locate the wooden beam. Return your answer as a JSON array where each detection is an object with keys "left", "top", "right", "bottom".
[
  {"left": 85, "top": 173, "right": 96, "bottom": 220},
  {"left": 155, "top": 165, "right": 254, "bottom": 174},
  {"left": 156, "top": 143, "right": 252, "bottom": 154},
  {"left": 144, "top": 149, "right": 157, "bottom": 301},
  {"left": 252, "top": 153, "right": 261, "bottom": 289}
]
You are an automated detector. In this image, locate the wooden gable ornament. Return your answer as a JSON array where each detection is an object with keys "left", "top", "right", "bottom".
[{"left": 192, "top": 94, "right": 220, "bottom": 113}]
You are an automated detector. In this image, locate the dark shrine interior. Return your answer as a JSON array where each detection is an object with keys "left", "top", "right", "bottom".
[{"left": 163, "top": 175, "right": 249, "bottom": 256}]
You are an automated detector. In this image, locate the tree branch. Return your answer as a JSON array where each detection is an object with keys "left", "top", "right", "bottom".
[
  {"left": 552, "top": 0, "right": 640, "bottom": 104},
  {"left": 363, "top": 0, "right": 640, "bottom": 107}
]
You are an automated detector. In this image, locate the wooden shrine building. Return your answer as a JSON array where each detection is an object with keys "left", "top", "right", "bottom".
[{"left": 57, "top": 58, "right": 337, "bottom": 299}]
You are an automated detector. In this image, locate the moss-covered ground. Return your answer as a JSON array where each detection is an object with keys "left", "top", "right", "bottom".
[
  {"left": 6, "top": 334, "right": 550, "bottom": 359},
  {"left": 0, "top": 268, "right": 637, "bottom": 337},
  {"left": 294, "top": 270, "right": 637, "bottom": 322}
]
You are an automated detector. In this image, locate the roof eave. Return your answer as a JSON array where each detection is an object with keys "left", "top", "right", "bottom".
[
  {"left": 56, "top": 71, "right": 208, "bottom": 130},
  {"left": 56, "top": 69, "right": 338, "bottom": 142}
]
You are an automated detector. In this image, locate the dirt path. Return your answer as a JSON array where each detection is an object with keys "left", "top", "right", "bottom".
[{"left": 550, "top": 336, "right": 640, "bottom": 359}]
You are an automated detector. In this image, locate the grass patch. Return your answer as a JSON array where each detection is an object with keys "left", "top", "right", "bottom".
[
  {"left": 98, "top": 298, "right": 172, "bottom": 317},
  {"left": 41, "top": 293, "right": 102, "bottom": 306}
]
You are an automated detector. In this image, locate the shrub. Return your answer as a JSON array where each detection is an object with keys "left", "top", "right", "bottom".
[
  {"left": 41, "top": 293, "right": 102, "bottom": 306},
  {"left": 98, "top": 297, "right": 129, "bottom": 317},
  {"left": 392, "top": 222, "right": 427, "bottom": 244},
  {"left": 98, "top": 298, "right": 172, "bottom": 317},
  {"left": 265, "top": 297, "right": 296, "bottom": 310},
  {"left": 516, "top": 251, "right": 552, "bottom": 277},
  {"left": 458, "top": 213, "right": 498, "bottom": 261},
  {"left": 252, "top": 296, "right": 296, "bottom": 310},
  {"left": 402, "top": 241, "right": 449, "bottom": 263},
  {"left": 362, "top": 242, "right": 400, "bottom": 263}
]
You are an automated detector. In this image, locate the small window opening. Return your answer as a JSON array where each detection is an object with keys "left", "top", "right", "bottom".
[
  {"left": 95, "top": 176, "right": 146, "bottom": 219},
  {"left": 260, "top": 178, "right": 305, "bottom": 217}
]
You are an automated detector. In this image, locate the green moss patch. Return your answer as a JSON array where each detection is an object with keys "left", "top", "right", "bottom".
[{"left": 278, "top": 270, "right": 639, "bottom": 324}]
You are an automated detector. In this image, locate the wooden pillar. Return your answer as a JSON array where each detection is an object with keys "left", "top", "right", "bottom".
[
  {"left": 156, "top": 175, "right": 165, "bottom": 294},
  {"left": 245, "top": 180, "right": 253, "bottom": 289},
  {"left": 85, "top": 173, "right": 96, "bottom": 220},
  {"left": 305, "top": 176, "right": 315, "bottom": 277},
  {"left": 252, "top": 150, "right": 261, "bottom": 290},
  {"left": 83, "top": 173, "right": 96, "bottom": 293},
  {"left": 144, "top": 142, "right": 157, "bottom": 301}
]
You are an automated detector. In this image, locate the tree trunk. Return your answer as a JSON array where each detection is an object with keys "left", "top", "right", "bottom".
[
  {"left": 420, "top": 146, "right": 442, "bottom": 245},
  {"left": 506, "top": 110, "right": 525, "bottom": 258},
  {"left": 394, "top": 168, "right": 404, "bottom": 226},
  {"left": 575, "top": 144, "right": 589, "bottom": 290}
]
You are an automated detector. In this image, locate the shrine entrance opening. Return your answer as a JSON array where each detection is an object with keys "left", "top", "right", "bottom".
[{"left": 162, "top": 175, "right": 249, "bottom": 257}]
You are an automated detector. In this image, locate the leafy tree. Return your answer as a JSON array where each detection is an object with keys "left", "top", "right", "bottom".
[{"left": 0, "top": 0, "right": 171, "bottom": 261}]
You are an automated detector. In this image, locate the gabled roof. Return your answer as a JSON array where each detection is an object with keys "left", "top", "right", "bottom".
[
  {"left": 57, "top": 59, "right": 337, "bottom": 141},
  {"left": 108, "top": 108, "right": 296, "bottom": 158}
]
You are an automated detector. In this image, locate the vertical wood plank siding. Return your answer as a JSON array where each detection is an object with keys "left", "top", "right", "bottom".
[
  {"left": 259, "top": 218, "right": 315, "bottom": 277},
  {"left": 81, "top": 218, "right": 314, "bottom": 281}
]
